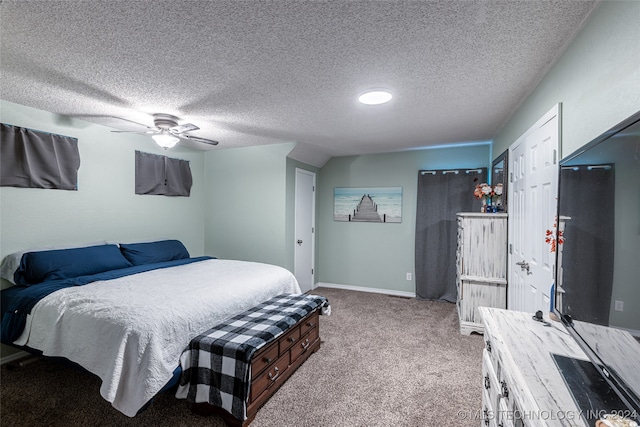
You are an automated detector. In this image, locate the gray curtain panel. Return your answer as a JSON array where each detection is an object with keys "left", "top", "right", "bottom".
[
  {"left": 1, "top": 123, "right": 80, "bottom": 190},
  {"left": 415, "top": 168, "right": 487, "bottom": 302},
  {"left": 557, "top": 165, "right": 614, "bottom": 325},
  {"left": 135, "top": 150, "right": 192, "bottom": 197}
]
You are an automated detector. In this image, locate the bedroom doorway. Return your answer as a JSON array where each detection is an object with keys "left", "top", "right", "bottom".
[{"left": 294, "top": 168, "right": 316, "bottom": 293}]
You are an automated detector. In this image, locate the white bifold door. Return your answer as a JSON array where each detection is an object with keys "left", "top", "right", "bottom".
[{"left": 508, "top": 105, "right": 560, "bottom": 314}]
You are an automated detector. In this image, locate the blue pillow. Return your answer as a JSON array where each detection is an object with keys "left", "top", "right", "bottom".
[
  {"left": 119, "top": 240, "right": 190, "bottom": 266},
  {"left": 14, "top": 244, "right": 133, "bottom": 286}
]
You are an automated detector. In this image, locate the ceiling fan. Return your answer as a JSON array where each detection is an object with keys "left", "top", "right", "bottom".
[{"left": 111, "top": 113, "right": 219, "bottom": 149}]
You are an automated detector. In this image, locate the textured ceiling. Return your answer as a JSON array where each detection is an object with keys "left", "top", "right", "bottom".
[{"left": 0, "top": 1, "right": 597, "bottom": 157}]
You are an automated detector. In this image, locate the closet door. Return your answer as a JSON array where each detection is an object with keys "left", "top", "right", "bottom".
[
  {"left": 294, "top": 168, "right": 316, "bottom": 293},
  {"left": 508, "top": 105, "right": 560, "bottom": 313}
]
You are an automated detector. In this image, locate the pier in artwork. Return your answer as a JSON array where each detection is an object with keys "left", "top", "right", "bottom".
[{"left": 350, "top": 194, "right": 383, "bottom": 222}]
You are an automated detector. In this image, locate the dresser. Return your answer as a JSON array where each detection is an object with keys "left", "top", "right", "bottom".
[
  {"left": 479, "top": 307, "right": 604, "bottom": 427},
  {"left": 456, "top": 213, "right": 508, "bottom": 335}
]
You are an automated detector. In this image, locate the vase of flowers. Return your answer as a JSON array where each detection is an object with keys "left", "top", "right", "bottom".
[
  {"left": 474, "top": 183, "right": 493, "bottom": 212},
  {"left": 474, "top": 183, "right": 504, "bottom": 212}
]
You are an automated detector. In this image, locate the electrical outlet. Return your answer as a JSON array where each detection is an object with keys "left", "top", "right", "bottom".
[
  {"left": 614, "top": 300, "right": 624, "bottom": 312},
  {"left": 406, "top": 272, "right": 412, "bottom": 281}
]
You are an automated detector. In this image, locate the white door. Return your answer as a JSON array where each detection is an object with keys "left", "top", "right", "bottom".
[
  {"left": 294, "top": 168, "right": 315, "bottom": 293},
  {"left": 508, "top": 105, "right": 560, "bottom": 313},
  {"left": 510, "top": 138, "right": 527, "bottom": 311}
]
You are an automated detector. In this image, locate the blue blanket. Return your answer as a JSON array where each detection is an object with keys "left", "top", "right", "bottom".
[{"left": 1, "top": 256, "right": 212, "bottom": 344}]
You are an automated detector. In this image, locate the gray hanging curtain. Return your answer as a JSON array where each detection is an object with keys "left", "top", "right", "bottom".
[
  {"left": 1, "top": 123, "right": 80, "bottom": 190},
  {"left": 415, "top": 168, "right": 487, "bottom": 302},
  {"left": 135, "top": 150, "right": 192, "bottom": 197},
  {"left": 557, "top": 165, "right": 614, "bottom": 325}
]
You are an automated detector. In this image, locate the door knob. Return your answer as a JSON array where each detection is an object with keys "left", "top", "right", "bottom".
[
  {"left": 297, "top": 239, "right": 303, "bottom": 245},
  {"left": 516, "top": 261, "right": 531, "bottom": 274}
]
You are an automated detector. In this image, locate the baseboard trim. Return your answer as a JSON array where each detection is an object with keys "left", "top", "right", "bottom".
[
  {"left": 315, "top": 282, "right": 416, "bottom": 298},
  {"left": 1, "top": 350, "right": 30, "bottom": 365}
]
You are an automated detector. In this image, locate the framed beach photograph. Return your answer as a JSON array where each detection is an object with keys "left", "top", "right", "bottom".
[{"left": 334, "top": 187, "right": 402, "bottom": 223}]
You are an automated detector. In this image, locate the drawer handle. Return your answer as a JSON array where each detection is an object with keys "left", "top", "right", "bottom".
[
  {"left": 483, "top": 409, "right": 490, "bottom": 426},
  {"left": 484, "top": 375, "right": 490, "bottom": 390},
  {"left": 501, "top": 380, "right": 509, "bottom": 398},
  {"left": 263, "top": 356, "right": 272, "bottom": 364},
  {"left": 300, "top": 338, "right": 310, "bottom": 351},
  {"left": 288, "top": 337, "right": 296, "bottom": 343},
  {"left": 486, "top": 340, "right": 492, "bottom": 353},
  {"left": 268, "top": 367, "right": 280, "bottom": 382},
  {"left": 306, "top": 321, "right": 316, "bottom": 328}
]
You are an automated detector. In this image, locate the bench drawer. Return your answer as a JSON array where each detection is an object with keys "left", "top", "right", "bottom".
[
  {"left": 279, "top": 325, "right": 301, "bottom": 354},
  {"left": 299, "top": 311, "right": 319, "bottom": 336},
  {"left": 250, "top": 353, "right": 290, "bottom": 402},
  {"left": 251, "top": 341, "right": 279, "bottom": 379},
  {"left": 291, "top": 323, "right": 319, "bottom": 362}
]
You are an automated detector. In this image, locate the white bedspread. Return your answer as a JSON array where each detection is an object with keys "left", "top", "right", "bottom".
[{"left": 14, "top": 259, "right": 301, "bottom": 417}]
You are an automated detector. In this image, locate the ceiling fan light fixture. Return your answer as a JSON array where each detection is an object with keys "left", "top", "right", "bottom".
[
  {"left": 152, "top": 133, "right": 180, "bottom": 149},
  {"left": 358, "top": 89, "right": 392, "bottom": 105}
]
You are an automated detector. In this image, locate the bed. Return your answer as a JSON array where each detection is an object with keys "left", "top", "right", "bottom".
[{"left": 0, "top": 240, "right": 303, "bottom": 418}]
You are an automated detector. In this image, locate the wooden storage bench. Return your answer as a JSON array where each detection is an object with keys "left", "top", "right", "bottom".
[
  {"left": 186, "top": 295, "right": 326, "bottom": 427},
  {"left": 247, "top": 309, "right": 320, "bottom": 419}
]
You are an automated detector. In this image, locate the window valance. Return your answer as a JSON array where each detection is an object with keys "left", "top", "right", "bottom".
[
  {"left": 1, "top": 123, "right": 80, "bottom": 190},
  {"left": 134, "top": 150, "right": 192, "bottom": 197}
]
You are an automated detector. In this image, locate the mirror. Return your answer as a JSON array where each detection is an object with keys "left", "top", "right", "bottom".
[{"left": 491, "top": 149, "right": 508, "bottom": 212}]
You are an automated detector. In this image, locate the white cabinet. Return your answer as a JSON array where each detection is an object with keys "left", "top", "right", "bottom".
[
  {"left": 456, "top": 213, "right": 507, "bottom": 335},
  {"left": 479, "top": 307, "right": 590, "bottom": 427}
]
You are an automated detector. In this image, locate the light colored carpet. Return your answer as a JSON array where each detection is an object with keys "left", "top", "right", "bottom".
[{"left": 0, "top": 287, "right": 484, "bottom": 426}]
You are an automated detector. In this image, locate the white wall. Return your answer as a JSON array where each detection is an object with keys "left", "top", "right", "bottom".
[
  {"left": 493, "top": 1, "right": 640, "bottom": 158},
  {"left": 203, "top": 143, "right": 296, "bottom": 267},
  {"left": 0, "top": 100, "right": 206, "bottom": 258},
  {"left": 0, "top": 100, "right": 206, "bottom": 356},
  {"left": 492, "top": 1, "right": 640, "bottom": 331}
]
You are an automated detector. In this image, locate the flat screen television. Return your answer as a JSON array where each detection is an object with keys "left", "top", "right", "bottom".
[{"left": 554, "top": 110, "right": 640, "bottom": 421}]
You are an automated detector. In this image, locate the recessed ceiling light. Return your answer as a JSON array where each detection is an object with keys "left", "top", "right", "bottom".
[{"left": 358, "top": 90, "right": 392, "bottom": 105}]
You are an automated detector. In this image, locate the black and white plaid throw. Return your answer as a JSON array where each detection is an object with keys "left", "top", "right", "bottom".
[{"left": 178, "top": 293, "right": 329, "bottom": 420}]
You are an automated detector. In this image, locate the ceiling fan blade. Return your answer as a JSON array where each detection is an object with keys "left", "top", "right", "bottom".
[
  {"left": 179, "top": 134, "right": 219, "bottom": 146},
  {"left": 109, "top": 116, "right": 155, "bottom": 129},
  {"left": 170, "top": 123, "right": 199, "bottom": 134},
  {"left": 110, "top": 130, "right": 158, "bottom": 135},
  {"left": 111, "top": 128, "right": 159, "bottom": 134},
  {"left": 102, "top": 116, "right": 158, "bottom": 135}
]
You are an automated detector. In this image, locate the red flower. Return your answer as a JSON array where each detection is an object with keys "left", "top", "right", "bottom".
[{"left": 545, "top": 218, "right": 565, "bottom": 253}]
